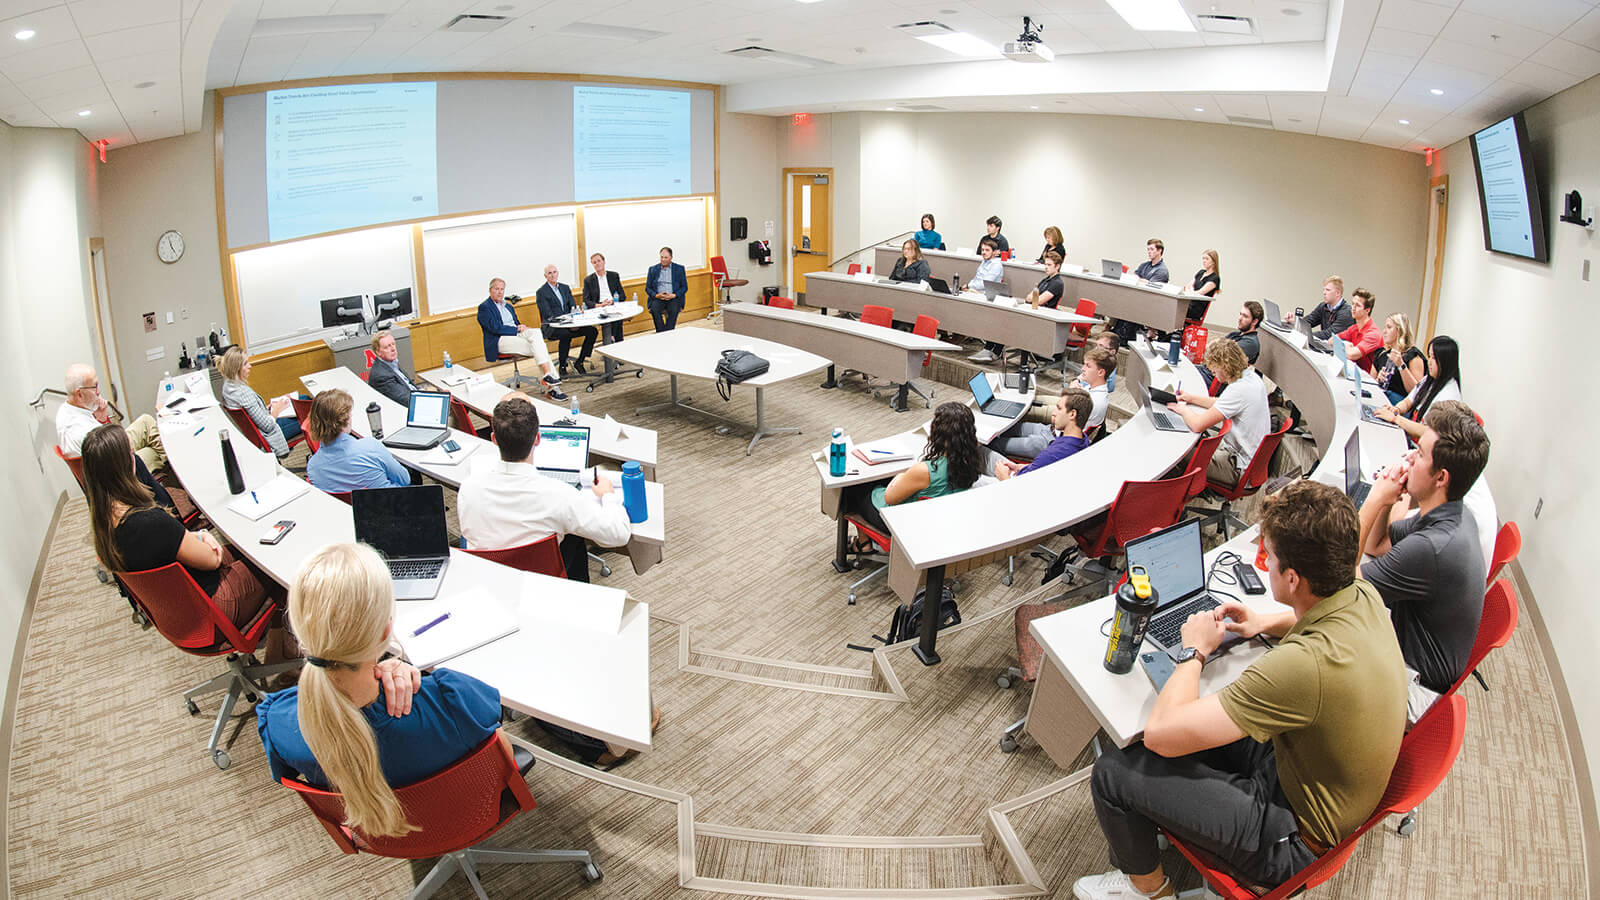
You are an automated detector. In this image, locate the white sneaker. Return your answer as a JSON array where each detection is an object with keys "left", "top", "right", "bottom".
[
  {"left": 1072, "top": 870, "right": 1173, "bottom": 900},
  {"left": 968, "top": 349, "right": 997, "bottom": 363}
]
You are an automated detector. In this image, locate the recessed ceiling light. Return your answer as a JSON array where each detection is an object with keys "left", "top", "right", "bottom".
[
  {"left": 14, "top": 28, "right": 36, "bottom": 40},
  {"left": 494, "top": 3, "right": 514, "bottom": 9},
  {"left": 77, "top": 109, "right": 91, "bottom": 117},
  {"left": 134, "top": 81, "right": 156, "bottom": 89},
  {"left": 1281, "top": 7, "right": 1302, "bottom": 15},
  {"left": 1398, "top": 118, "right": 1411, "bottom": 125},
  {"left": 1029, "top": 105, "right": 1038, "bottom": 109},
  {"left": 920, "top": 32, "right": 1000, "bottom": 57},
  {"left": 1105, "top": 0, "right": 1196, "bottom": 32},
  {"left": 1194, "top": 106, "right": 1205, "bottom": 112},
  {"left": 1429, "top": 88, "right": 1444, "bottom": 96}
]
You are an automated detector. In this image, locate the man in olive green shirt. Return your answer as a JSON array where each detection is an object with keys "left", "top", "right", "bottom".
[{"left": 1074, "top": 481, "right": 1407, "bottom": 900}]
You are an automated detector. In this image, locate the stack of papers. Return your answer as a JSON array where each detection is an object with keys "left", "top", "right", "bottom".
[
  {"left": 225, "top": 472, "right": 309, "bottom": 521},
  {"left": 395, "top": 588, "right": 520, "bottom": 668}
]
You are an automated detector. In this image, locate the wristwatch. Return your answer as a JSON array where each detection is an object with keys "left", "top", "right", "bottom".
[{"left": 1174, "top": 646, "right": 1208, "bottom": 666}]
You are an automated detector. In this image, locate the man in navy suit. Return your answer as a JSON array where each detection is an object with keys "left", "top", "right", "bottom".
[
  {"left": 645, "top": 246, "right": 689, "bottom": 332},
  {"left": 476, "top": 276, "right": 567, "bottom": 401},
  {"left": 534, "top": 264, "right": 598, "bottom": 375}
]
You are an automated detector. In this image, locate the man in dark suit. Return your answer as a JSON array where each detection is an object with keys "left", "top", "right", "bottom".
[
  {"left": 583, "top": 251, "right": 627, "bottom": 345},
  {"left": 534, "top": 264, "right": 598, "bottom": 375},
  {"left": 645, "top": 246, "right": 689, "bottom": 332},
  {"left": 366, "top": 330, "right": 419, "bottom": 406}
]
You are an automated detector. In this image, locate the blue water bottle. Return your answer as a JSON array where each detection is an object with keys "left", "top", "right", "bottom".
[
  {"left": 621, "top": 461, "right": 647, "bottom": 523},
  {"left": 443, "top": 350, "right": 452, "bottom": 369},
  {"left": 1167, "top": 338, "right": 1182, "bottom": 365},
  {"left": 829, "top": 428, "right": 846, "bottom": 477}
]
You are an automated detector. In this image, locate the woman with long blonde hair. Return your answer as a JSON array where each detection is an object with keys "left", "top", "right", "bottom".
[
  {"left": 219, "top": 345, "right": 301, "bottom": 458},
  {"left": 256, "top": 543, "right": 500, "bottom": 837},
  {"left": 1376, "top": 312, "right": 1425, "bottom": 404}
]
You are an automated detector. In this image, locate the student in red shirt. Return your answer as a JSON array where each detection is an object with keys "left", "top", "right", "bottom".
[{"left": 1338, "top": 288, "right": 1382, "bottom": 373}]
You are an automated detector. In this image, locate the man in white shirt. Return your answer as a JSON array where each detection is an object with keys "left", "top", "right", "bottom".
[
  {"left": 1072, "top": 347, "right": 1114, "bottom": 431},
  {"left": 57, "top": 363, "right": 166, "bottom": 472},
  {"left": 457, "top": 392, "right": 631, "bottom": 583},
  {"left": 1168, "top": 339, "right": 1271, "bottom": 487},
  {"left": 968, "top": 237, "right": 1009, "bottom": 361}
]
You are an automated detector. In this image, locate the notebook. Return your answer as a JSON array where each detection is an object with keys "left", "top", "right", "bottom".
[{"left": 394, "top": 588, "right": 519, "bottom": 668}]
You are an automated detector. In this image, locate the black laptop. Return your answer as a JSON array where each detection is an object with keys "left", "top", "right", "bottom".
[
  {"left": 352, "top": 485, "right": 451, "bottom": 601},
  {"left": 927, "top": 276, "right": 955, "bottom": 295},
  {"left": 968, "top": 372, "right": 1025, "bottom": 419}
]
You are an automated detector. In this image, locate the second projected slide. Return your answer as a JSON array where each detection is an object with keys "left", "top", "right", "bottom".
[
  {"left": 265, "top": 82, "right": 438, "bottom": 242},
  {"left": 574, "top": 86, "right": 690, "bottom": 202}
]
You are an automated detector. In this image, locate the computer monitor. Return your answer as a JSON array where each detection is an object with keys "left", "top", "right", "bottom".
[
  {"left": 320, "top": 295, "right": 367, "bottom": 329},
  {"left": 372, "top": 287, "right": 414, "bottom": 322}
]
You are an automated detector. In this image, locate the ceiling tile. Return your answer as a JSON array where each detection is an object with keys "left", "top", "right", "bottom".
[
  {"left": 258, "top": 0, "right": 338, "bottom": 16},
  {"left": 1456, "top": 0, "right": 1591, "bottom": 37},
  {"left": 0, "top": 35, "right": 88, "bottom": 80},
  {"left": 0, "top": 6, "right": 80, "bottom": 61},
  {"left": 1536, "top": 36, "right": 1600, "bottom": 77},
  {"left": 11, "top": 59, "right": 99, "bottom": 95},
  {"left": 1214, "top": 93, "right": 1271, "bottom": 119},
  {"left": 97, "top": 49, "right": 179, "bottom": 81},
  {"left": 83, "top": 20, "right": 179, "bottom": 61},
  {"left": 1367, "top": 26, "right": 1433, "bottom": 57},
  {"left": 1359, "top": 49, "right": 1422, "bottom": 76},
  {"left": 1437, "top": 10, "right": 1557, "bottom": 57},
  {"left": 1503, "top": 57, "right": 1584, "bottom": 91},
  {"left": 68, "top": 0, "right": 180, "bottom": 39},
  {"left": 1419, "top": 36, "right": 1521, "bottom": 76},
  {"left": 1318, "top": 94, "right": 1386, "bottom": 123},
  {"left": 1348, "top": 61, "right": 1407, "bottom": 100},
  {"left": 1374, "top": 0, "right": 1454, "bottom": 36},
  {"left": 1563, "top": 6, "right": 1600, "bottom": 50},
  {"left": 32, "top": 78, "right": 108, "bottom": 111},
  {"left": 1317, "top": 119, "right": 1368, "bottom": 140}
]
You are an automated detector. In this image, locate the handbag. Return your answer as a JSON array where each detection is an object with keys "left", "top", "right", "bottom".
[
  {"left": 1181, "top": 323, "right": 1209, "bottom": 364},
  {"left": 715, "top": 349, "right": 770, "bottom": 401}
]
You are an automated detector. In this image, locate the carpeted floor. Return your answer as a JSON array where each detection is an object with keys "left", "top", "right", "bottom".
[{"left": 7, "top": 318, "right": 1587, "bottom": 898}]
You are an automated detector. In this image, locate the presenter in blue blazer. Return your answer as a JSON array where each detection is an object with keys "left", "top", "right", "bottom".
[
  {"left": 534, "top": 264, "right": 598, "bottom": 375},
  {"left": 645, "top": 247, "right": 689, "bottom": 332},
  {"left": 475, "top": 276, "right": 567, "bottom": 401}
]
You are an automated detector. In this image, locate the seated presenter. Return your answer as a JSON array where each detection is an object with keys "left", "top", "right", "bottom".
[
  {"left": 304, "top": 389, "right": 412, "bottom": 493},
  {"left": 475, "top": 277, "right": 567, "bottom": 402},
  {"left": 1073, "top": 480, "right": 1405, "bottom": 899},
  {"left": 583, "top": 252, "right": 626, "bottom": 345},
  {"left": 219, "top": 345, "right": 301, "bottom": 459},
  {"left": 645, "top": 247, "right": 689, "bottom": 332},
  {"left": 365, "top": 330, "right": 419, "bottom": 407},
  {"left": 841, "top": 402, "right": 982, "bottom": 542},
  {"left": 535, "top": 264, "right": 598, "bottom": 377},
  {"left": 991, "top": 388, "right": 1093, "bottom": 481}
]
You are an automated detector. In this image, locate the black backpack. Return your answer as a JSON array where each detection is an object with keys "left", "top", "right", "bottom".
[
  {"left": 715, "top": 349, "right": 770, "bottom": 401},
  {"left": 849, "top": 583, "right": 961, "bottom": 651}
]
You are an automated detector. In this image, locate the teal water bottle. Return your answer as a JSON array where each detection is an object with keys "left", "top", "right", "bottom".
[
  {"left": 621, "top": 461, "right": 647, "bottom": 523},
  {"left": 829, "top": 428, "right": 846, "bottom": 477}
]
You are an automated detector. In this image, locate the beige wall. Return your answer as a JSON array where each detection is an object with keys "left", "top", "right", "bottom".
[
  {"left": 97, "top": 97, "right": 229, "bottom": 419},
  {"left": 1430, "top": 73, "right": 1599, "bottom": 784},
  {"left": 715, "top": 110, "right": 780, "bottom": 302}
]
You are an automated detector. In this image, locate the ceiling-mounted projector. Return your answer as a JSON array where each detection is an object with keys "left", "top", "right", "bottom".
[{"left": 1005, "top": 16, "right": 1053, "bottom": 62}]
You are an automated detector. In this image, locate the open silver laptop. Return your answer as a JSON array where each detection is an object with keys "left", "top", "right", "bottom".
[
  {"left": 1131, "top": 378, "right": 1189, "bottom": 432},
  {"left": 1100, "top": 258, "right": 1124, "bottom": 279},
  {"left": 1262, "top": 298, "right": 1292, "bottom": 332},
  {"left": 352, "top": 485, "right": 450, "bottom": 601},
  {"left": 382, "top": 391, "right": 451, "bottom": 450},
  {"left": 534, "top": 424, "right": 590, "bottom": 487}
]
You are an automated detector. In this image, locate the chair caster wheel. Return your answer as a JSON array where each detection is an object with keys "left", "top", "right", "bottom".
[
  {"left": 848, "top": 594, "right": 857, "bottom": 605},
  {"left": 586, "top": 385, "right": 595, "bottom": 393},
  {"left": 1001, "top": 574, "right": 1014, "bottom": 586},
  {"left": 212, "top": 749, "right": 231, "bottom": 770},
  {"left": 636, "top": 370, "right": 645, "bottom": 378},
  {"left": 996, "top": 675, "right": 1012, "bottom": 689},
  {"left": 245, "top": 692, "right": 259, "bottom": 704},
  {"left": 999, "top": 735, "right": 1018, "bottom": 753},
  {"left": 1397, "top": 811, "right": 1417, "bottom": 836},
  {"left": 186, "top": 699, "right": 200, "bottom": 716},
  {"left": 97, "top": 569, "right": 114, "bottom": 585},
  {"left": 582, "top": 863, "right": 603, "bottom": 882},
  {"left": 598, "top": 564, "right": 612, "bottom": 577}
]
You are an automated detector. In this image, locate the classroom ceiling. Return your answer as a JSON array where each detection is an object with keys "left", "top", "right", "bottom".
[{"left": 0, "top": 0, "right": 1596, "bottom": 154}]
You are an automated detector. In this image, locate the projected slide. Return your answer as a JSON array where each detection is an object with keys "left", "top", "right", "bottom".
[
  {"left": 1472, "top": 118, "right": 1536, "bottom": 259},
  {"left": 574, "top": 86, "right": 691, "bottom": 202},
  {"left": 265, "top": 82, "right": 438, "bottom": 242}
]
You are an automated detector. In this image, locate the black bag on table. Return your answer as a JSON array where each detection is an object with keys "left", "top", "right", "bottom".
[{"left": 715, "top": 349, "right": 769, "bottom": 401}]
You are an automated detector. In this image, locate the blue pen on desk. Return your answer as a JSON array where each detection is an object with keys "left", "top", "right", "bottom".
[
  {"left": 411, "top": 612, "right": 450, "bottom": 637},
  {"left": 193, "top": 426, "right": 205, "bottom": 436},
  {"left": 869, "top": 448, "right": 894, "bottom": 455},
  {"left": 250, "top": 490, "right": 259, "bottom": 505}
]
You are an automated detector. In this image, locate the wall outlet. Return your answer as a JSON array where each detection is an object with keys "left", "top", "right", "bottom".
[
  {"left": 1535, "top": 497, "right": 1543, "bottom": 519},
  {"left": 165, "top": 311, "right": 174, "bottom": 324}
]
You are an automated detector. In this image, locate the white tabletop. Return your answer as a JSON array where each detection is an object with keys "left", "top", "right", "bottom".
[
  {"left": 809, "top": 271, "right": 1099, "bottom": 326},
  {"left": 1030, "top": 527, "right": 1283, "bottom": 749},
  {"left": 154, "top": 402, "right": 656, "bottom": 751},
  {"left": 722, "top": 301, "right": 960, "bottom": 351},
  {"left": 597, "top": 327, "right": 831, "bottom": 386},
  {"left": 552, "top": 300, "right": 644, "bottom": 329}
]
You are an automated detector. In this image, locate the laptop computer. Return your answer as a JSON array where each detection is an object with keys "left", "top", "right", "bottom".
[
  {"left": 1100, "top": 258, "right": 1124, "bottom": 279},
  {"left": 968, "top": 372, "right": 1025, "bottom": 419},
  {"left": 382, "top": 391, "right": 451, "bottom": 450},
  {"left": 1124, "top": 518, "right": 1249, "bottom": 656},
  {"left": 1131, "top": 379, "right": 1190, "bottom": 432},
  {"left": 534, "top": 424, "right": 590, "bottom": 488},
  {"left": 1262, "top": 298, "right": 1292, "bottom": 332},
  {"left": 977, "top": 280, "right": 1007, "bottom": 301},
  {"left": 1343, "top": 429, "right": 1373, "bottom": 506},
  {"left": 352, "top": 484, "right": 451, "bottom": 600},
  {"left": 927, "top": 276, "right": 955, "bottom": 295}
]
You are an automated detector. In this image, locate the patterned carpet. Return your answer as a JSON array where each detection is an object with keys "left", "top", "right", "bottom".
[{"left": 7, "top": 320, "right": 1588, "bottom": 898}]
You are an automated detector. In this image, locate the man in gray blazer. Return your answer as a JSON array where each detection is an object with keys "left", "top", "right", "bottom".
[{"left": 366, "top": 330, "right": 419, "bottom": 406}]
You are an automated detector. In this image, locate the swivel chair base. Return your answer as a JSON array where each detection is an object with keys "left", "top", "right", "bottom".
[{"left": 184, "top": 652, "right": 302, "bottom": 770}]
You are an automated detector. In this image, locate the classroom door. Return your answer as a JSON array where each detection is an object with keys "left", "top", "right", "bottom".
[{"left": 788, "top": 171, "right": 831, "bottom": 298}]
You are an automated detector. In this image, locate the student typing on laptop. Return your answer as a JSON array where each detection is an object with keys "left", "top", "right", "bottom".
[
  {"left": 1165, "top": 339, "right": 1270, "bottom": 489},
  {"left": 1074, "top": 481, "right": 1407, "bottom": 899},
  {"left": 457, "top": 392, "right": 631, "bottom": 585},
  {"left": 1281, "top": 275, "right": 1353, "bottom": 340}
]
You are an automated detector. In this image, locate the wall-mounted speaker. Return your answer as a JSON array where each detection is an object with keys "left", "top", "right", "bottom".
[{"left": 730, "top": 217, "right": 748, "bottom": 241}]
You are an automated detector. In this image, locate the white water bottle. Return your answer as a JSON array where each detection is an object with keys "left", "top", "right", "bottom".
[
  {"left": 632, "top": 291, "right": 639, "bottom": 304},
  {"left": 162, "top": 372, "right": 173, "bottom": 402},
  {"left": 570, "top": 394, "right": 581, "bottom": 420},
  {"left": 443, "top": 350, "right": 452, "bottom": 369}
]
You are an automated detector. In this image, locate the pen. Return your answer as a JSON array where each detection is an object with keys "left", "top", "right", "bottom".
[
  {"left": 193, "top": 426, "right": 205, "bottom": 436},
  {"left": 250, "top": 490, "right": 259, "bottom": 505},
  {"left": 869, "top": 449, "right": 893, "bottom": 455},
  {"left": 412, "top": 612, "right": 450, "bottom": 637}
]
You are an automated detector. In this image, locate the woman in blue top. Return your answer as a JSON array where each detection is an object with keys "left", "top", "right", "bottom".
[
  {"left": 844, "top": 402, "right": 983, "bottom": 542},
  {"left": 914, "top": 213, "right": 941, "bottom": 250},
  {"left": 257, "top": 543, "right": 501, "bottom": 837}
]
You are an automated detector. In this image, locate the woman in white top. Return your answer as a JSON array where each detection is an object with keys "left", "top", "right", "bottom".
[
  {"left": 1168, "top": 338, "right": 1271, "bottom": 487},
  {"left": 1376, "top": 335, "right": 1462, "bottom": 443}
]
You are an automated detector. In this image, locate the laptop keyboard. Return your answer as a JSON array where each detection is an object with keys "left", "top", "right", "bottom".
[
  {"left": 1151, "top": 408, "right": 1185, "bottom": 430},
  {"left": 1146, "top": 595, "right": 1221, "bottom": 648},
  {"left": 389, "top": 559, "right": 444, "bottom": 580}
]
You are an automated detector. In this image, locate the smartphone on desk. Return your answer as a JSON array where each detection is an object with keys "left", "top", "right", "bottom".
[
  {"left": 260, "top": 520, "right": 295, "bottom": 545},
  {"left": 442, "top": 439, "right": 461, "bottom": 453}
]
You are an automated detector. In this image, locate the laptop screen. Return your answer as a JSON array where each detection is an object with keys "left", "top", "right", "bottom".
[
  {"left": 1123, "top": 518, "right": 1206, "bottom": 608},
  {"left": 1263, "top": 299, "right": 1281, "bottom": 322},
  {"left": 968, "top": 372, "right": 995, "bottom": 407},
  {"left": 407, "top": 391, "right": 450, "bottom": 428},
  {"left": 1344, "top": 430, "right": 1362, "bottom": 496},
  {"left": 352, "top": 484, "right": 449, "bottom": 560},
  {"left": 534, "top": 425, "right": 590, "bottom": 473}
]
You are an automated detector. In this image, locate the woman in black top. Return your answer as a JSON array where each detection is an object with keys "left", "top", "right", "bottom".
[
  {"left": 1376, "top": 312, "right": 1425, "bottom": 405},
  {"left": 1038, "top": 225, "right": 1066, "bottom": 265},
  {"left": 83, "top": 424, "right": 290, "bottom": 650},
  {"left": 889, "top": 239, "right": 931, "bottom": 283},
  {"left": 1183, "top": 249, "right": 1221, "bottom": 323},
  {"left": 1028, "top": 251, "right": 1066, "bottom": 309}
]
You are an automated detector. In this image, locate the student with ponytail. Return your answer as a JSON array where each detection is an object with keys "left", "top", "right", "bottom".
[{"left": 256, "top": 543, "right": 501, "bottom": 838}]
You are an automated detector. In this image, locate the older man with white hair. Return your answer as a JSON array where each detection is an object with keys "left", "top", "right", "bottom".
[{"left": 57, "top": 363, "right": 166, "bottom": 472}]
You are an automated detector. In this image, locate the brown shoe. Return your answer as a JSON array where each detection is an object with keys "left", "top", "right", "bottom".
[
  {"left": 651, "top": 706, "right": 663, "bottom": 735},
  {"left": 593, "top": 748, "right": 638, "bottom": 771}
]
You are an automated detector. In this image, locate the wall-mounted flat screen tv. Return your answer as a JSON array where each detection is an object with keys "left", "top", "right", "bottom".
[{"left": 1469, "top": 112, "right": 1548, "bottom": 262}]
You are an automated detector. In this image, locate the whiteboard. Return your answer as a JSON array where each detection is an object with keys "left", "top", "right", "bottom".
[
  {"left": 234, "top": 226, "right": 415, "bottom": 354},
  {"left": 422, "top": 209, "right": 578, "bottom": 315},
  {"left": 583, "top": 197, "right": 706, "bottom": 280}
]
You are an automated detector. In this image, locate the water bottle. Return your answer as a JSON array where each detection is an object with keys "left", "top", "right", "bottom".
[
  {"left": 443, "top": 350, "right": 452, "bottom": 369},
  {"left": 1167, "top": 338, "right": 1182, "bottom": 365},
  {"left": 219, "top": 429, "right": 246, "bottom": 495},
  {"left": 570, "top": 394, "right": 581, "bottom": 421},
  {"left": 829, "top": 428, "right": 846, "bottom": 477},
  {"left": 162, "top": 372, "right": 173, "bottom": 402},
  {"left": 366, "top": 401, "right": 384, "bottom": 439},
  {"left": 1104, "top": 565, "right": 1159, "bottom": 674},
  {"left": 632, "top": 291, "right": 639, "bottom": 305},
  {"left": 621, "top": 461, "right": 647, "bottom": 523}
]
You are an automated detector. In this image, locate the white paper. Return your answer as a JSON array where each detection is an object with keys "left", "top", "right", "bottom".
[
  {"left": 1062, "top": 263, "right": 1085, "bottom": 275},
  {"left": 184, "top": 372, "right": 210, "bottom": 394},
  {"left": 415, "top": 440, "right": 479, "bottom": 466},
  {"left": 518, "top": 571, "right": 626, "bottom": 634},
  {"left": 395, "top": 588, "right": 520, "bottom": 669},
  {"left": 955, "top": 247, "right": 974, "bottom": 256},
  {"left": 853, "top": 272, "right": 875, "bottom": 282},
  {"left": 597, "top": 414, "right": 625, "bottom": 443},
  {"left": 224, "top": 472, "right": 309, "bottom": 521}
]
